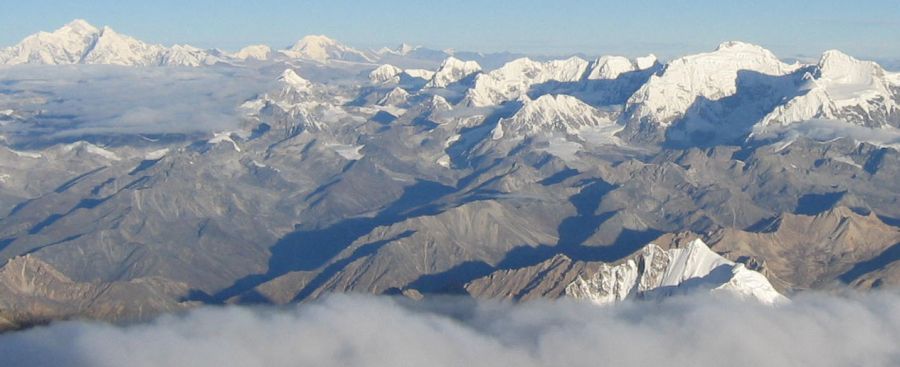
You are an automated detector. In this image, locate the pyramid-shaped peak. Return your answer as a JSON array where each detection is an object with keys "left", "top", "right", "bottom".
[
  {"left": 513, "top": 94, "right": 603, "bottom": 125},
  {"left": 818, "top": 49, "right": 861, "bottom": 69},
  {"left": 60, "top": 19, "right": 99, "bottom": 34},
  {"left": 817, "top": 49, "right": 884, "bottom": 82},
  {"left": 278, "top": 69, "right": 311, "bottom": 89}
]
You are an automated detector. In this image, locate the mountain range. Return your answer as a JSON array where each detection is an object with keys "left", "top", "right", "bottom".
[{"left": 0, "top": 20, "right": 899, "bottom": 330}]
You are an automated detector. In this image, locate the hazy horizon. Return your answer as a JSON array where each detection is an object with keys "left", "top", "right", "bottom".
[{"left": 2, "top": 0, "right": 899, "bottom": 61}]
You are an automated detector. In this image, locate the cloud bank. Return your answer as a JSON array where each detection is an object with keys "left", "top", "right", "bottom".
[
  {"left": 754, "top": 119, "right": 900, "bottom": 148},
  {"left": 0, "top": 65, "right": 273, "bottom": 143},
  {"left": 1, "top": 292, "right": 899, "bottom": 367}
]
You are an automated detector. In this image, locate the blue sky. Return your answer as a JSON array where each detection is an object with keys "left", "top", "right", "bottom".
[{"left": 1, "top": 0, "right": 899, "bottom": 60}]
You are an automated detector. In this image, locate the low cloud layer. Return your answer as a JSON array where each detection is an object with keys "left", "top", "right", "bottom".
[
  {"left": 0, "top": 65, "right": 273, "bottom": 143},
  {"left": 1, "top": 292, "right": 899, "bottom": 367},
  {"left": 754, "top": 119, "right": 900, "bottom": 148}
]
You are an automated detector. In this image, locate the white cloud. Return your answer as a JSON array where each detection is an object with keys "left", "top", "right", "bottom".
[
  {"left": 753, "top": 119, "right": 900, "bottom": 148},
  {"left": 0, "top": 65, "right": 274, "bottom": 142},
  {"left": 1, "top": 292, "right": 899, "bottom": 367}
]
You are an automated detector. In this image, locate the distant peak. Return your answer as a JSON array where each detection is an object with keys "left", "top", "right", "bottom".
[
  {"left": 233, "top": 44, "right": 272, "bottom": 61},
  {"left": 504, "top": 57, "right": 539, "bottom": 67},
  {"left": 397, "top": 43, "right": 418, "bottom": 54},
  {"left": 284, "top": 35, "right": 374, "bottom": 63},
  {"left": 635, "top": 54, "right": 658, "bottom": 70},
  {"left": 715, "top": 41, "right": 771, "bottom": 54},
  {"left": 295, "top": 34, "right": 338, "bottom": 46},
  {"left": 65, "top": 19, "right": 95, "bottom": 28},
  {"left": 439, "top": 56, "right": 481, "bottom": 70}
]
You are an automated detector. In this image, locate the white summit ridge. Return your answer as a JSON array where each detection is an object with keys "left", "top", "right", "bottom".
[
  {"left": 280, "top": 35, "right": 375, "bottom": 63},
  {"left": 0, "top": 19, "right": 221, "bottom": 66},
  {"left": 586, "top": 54, "right": 658, "bottom": 80},
  {"left": 425, "top": 57, "right": 482, "bottom": 88},
  {"left": 492, "top": 94, "right": 621, "bottom": 140},
  {"left": 231, "top": 45, "right": 272, "bottom": 61},
  {"left": 369, "top": 64, "right": 405, "bottom": 84},
  {"left": 566, "top": 239, "right": 788, "bottom": 305},
  {"left": 465, "top": 57, "right": 590, "bottom": 107},
  {"left": 626, "top": 41, "right": 800, "bottom": 126},
  {"left": 755, "top": 49, "right": 899, "bottom": 129}
]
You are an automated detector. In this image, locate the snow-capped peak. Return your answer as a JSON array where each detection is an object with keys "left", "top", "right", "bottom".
[
  {"left": 492, "top": 94, "right": 617, "bottom": 139},
  {"left": 0, "top": 19, "right": 102, "bottom": 65},
  {"left": 635, "top": 54, "right": 659, "bottom": 70},
  {"left": 817, "top": 50, "right": 884, "bottom": 86},
  {"left": 60, "top": 19, "right": 100, "bottom": 35},
  {"left": 566, "top": 239, "right": 787, "bottom": 305},
  {"left": 754, "top": 50, "right": 898, "bottom": 130},
  {"left": 378, "top": 87, "right": 410, "bottom": 106},
  {"left": 585, "top": 54, "right": 659, "bottom": 80},
  {"left": 425, "top": 57, "right": 482, "bottom": 88},
  {"left": 626, "top": 41, "right": 799, "bottom": 126},
  {"left": 715, "top": 40, "right": 775, "bottom": 54},
  {"left": 278, "top": 69, "right": 311, "bottom": 91},
  {"left": 232, "top": 45, "right": 272, "bottom": 61},
  {"left": 82, "top": 25, "right": 166, "bottom": 65},
  {"left": 0, "top": 19, "right": 220, "bottom": 66},
  {"left": 378, "top": 43, "right": 419, "bottom": 56},
  {"left": 369, "top": 64, "right": 404, "bottom": 84},
  {"left": 464, "top": 56, "right": 589, "bottom": 107},
  {"left": 429, "top": 95, "right": 452, "bottom": 112},
  {"left": 586, "top": 55, "right": 635, "bottom": 80},
  {"left": 282, "top": 35, "right": 375, "bottom": 63}
]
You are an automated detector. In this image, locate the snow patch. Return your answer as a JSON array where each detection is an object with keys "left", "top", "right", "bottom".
[
  {"left": 328, "top": 144, "right": 365, "bottom": 160},
  {"left": 144, "top": 148, "right": 169, "bottom": 160},
  {"left": 209, "top": 132, "right": 242, "bottom": 152},
  {"left": 5, "top": 147, "right": 42, "bottom": 159}
]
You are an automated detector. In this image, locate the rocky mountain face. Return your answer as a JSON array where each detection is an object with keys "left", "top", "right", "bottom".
[
  {"left": 467, "top": 239, "right": 786, "bottom": 305},
  {"left": 0, "top": 20, "right": 899, "bottom": 330}
]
